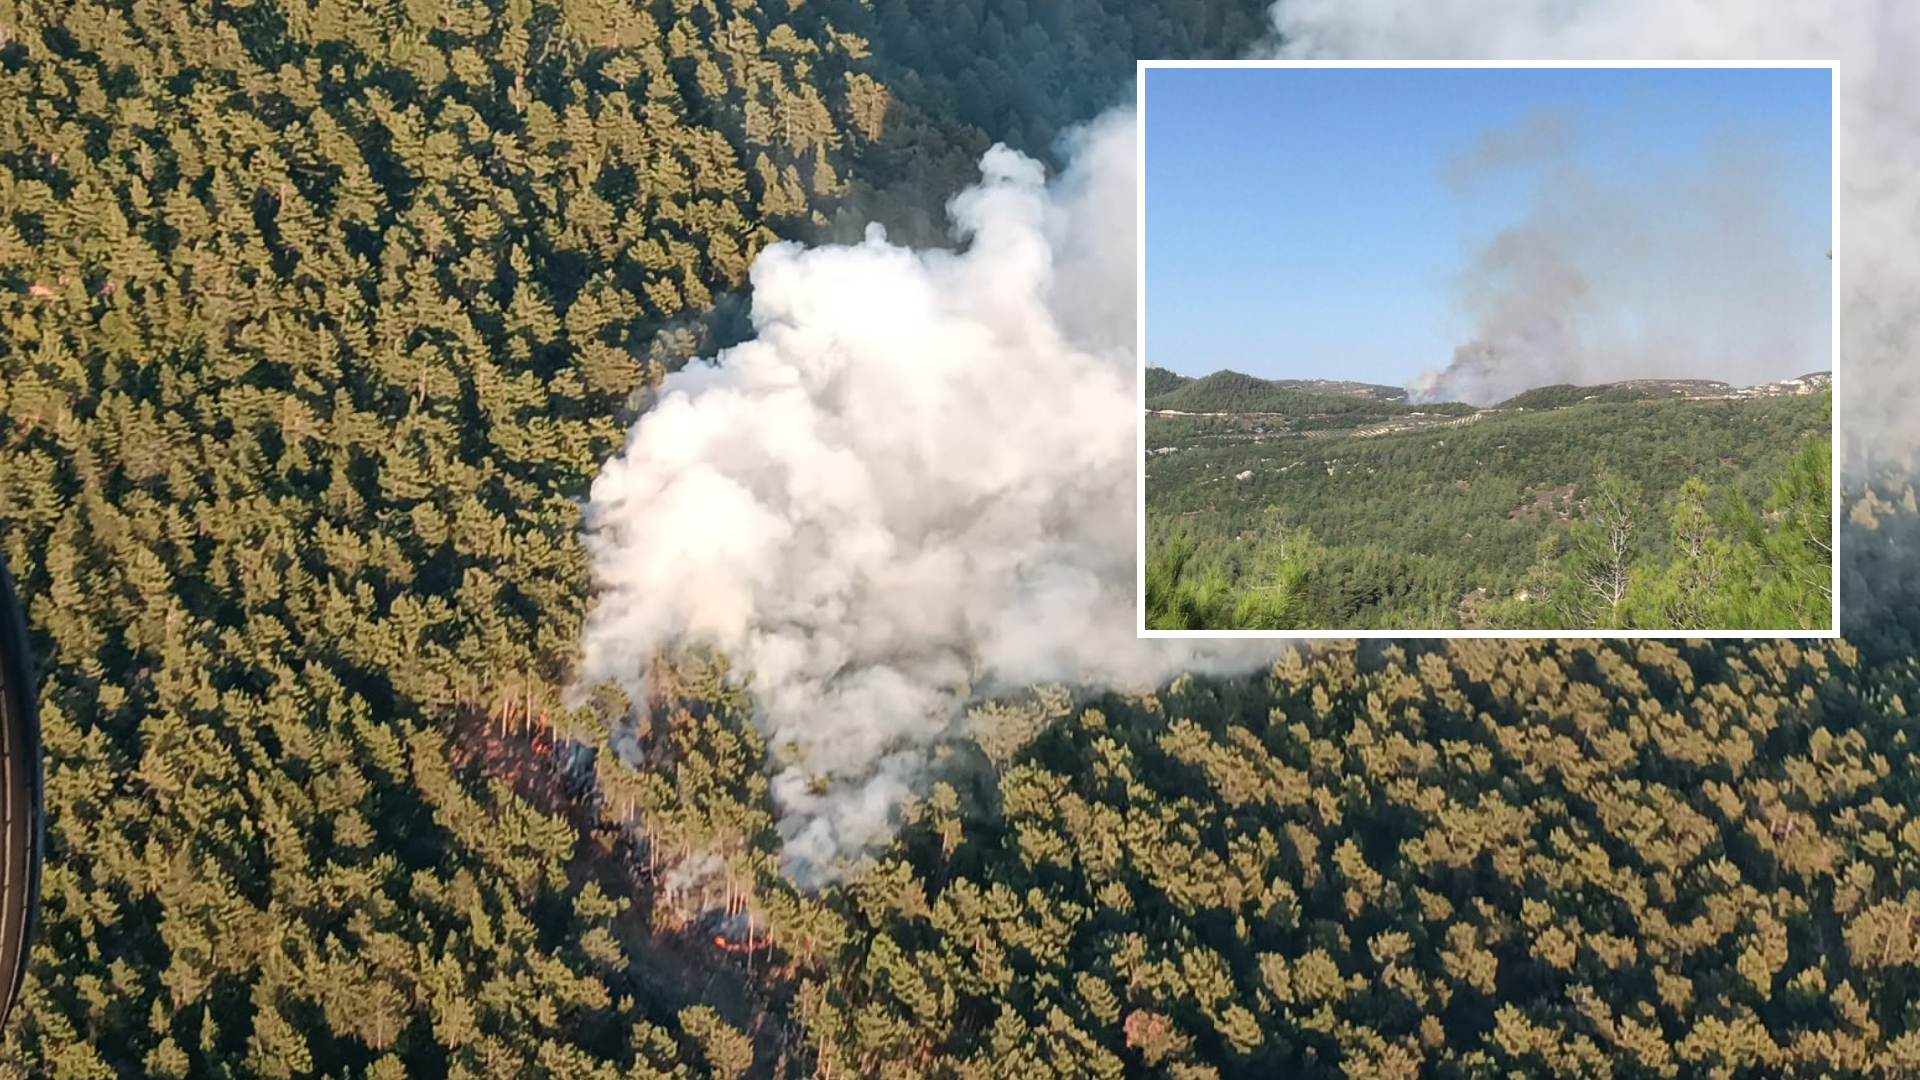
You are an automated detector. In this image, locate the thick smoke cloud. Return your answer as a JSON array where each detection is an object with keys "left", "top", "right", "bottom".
[
  {"left": 1264, "top": 0, "right": 1907, "bottom": 465},
  {"left": 576, "top": 108, "right": 1274, "bottom": 884},
  {"left": 1411, "top": 109, "right": 1828, "bottom": 404}
]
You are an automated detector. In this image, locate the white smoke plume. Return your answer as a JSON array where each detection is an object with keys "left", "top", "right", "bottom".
[
  {"left": 576, "top": 107, "right": 1276, "bottom": 885},
  {"left": 1410, "top": 108, "right": 1828, "bottom": 404},
  {"left": 1263, "top": 0, "right": 1910, "bottom": 464}
]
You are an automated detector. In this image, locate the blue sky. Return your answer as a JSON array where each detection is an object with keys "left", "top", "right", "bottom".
[{"left": 1142, "top": 67, "right": 1834, "bottom": 385}]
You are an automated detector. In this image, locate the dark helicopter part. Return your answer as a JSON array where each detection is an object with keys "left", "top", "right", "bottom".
[{"left": 0, "top": 550, "right": 44, "bottom": 1031}]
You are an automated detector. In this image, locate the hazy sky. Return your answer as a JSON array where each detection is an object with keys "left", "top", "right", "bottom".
[{"left": 1143, "top": 66, "right": 1834, "bottom": 385}]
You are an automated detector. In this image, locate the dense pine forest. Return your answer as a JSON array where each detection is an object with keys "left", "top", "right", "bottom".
[
  {"left": 0, "top": 1, "right": 1907, "bottom": 1079},
  {"left": 1146, "top": 377, "right": 1834, "bottom": 632}
]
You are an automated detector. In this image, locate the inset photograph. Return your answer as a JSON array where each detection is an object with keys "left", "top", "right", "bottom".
[{"left": 1140, "top": 64, "right": 1836, "bottom": 635}]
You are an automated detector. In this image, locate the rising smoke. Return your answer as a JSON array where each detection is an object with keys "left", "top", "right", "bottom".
[
  {"left": 1264, "top": 0, "right": 1909, "bottom": 465},
  {"left": 576, "top": 108, "right": 1276, "bottom": 885},
  {"left": 1410, "top": 105, "right": 1828, "bottom": 405}
]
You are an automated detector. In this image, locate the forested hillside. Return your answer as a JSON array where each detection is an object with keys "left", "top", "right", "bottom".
[
  {"left": 1146, "top": 366, "right": 1193, "bottom": 399},
  {"left": 1497, "top": 383, "right": 1689, "bottom": 409},
  {"left": 1145, "top": 390, "right": 1833, "bottom": 631},
  {"left": 0, "top": 0, "right": 1903, "bottom": 1077},
  {"left": 1147, "top": 370, "right": 1414, "bottom": 414}
]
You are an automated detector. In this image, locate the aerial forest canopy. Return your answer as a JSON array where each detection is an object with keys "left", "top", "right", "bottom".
[{"left": 0, "top": 0, "right": 1905, "bottom": 1079}]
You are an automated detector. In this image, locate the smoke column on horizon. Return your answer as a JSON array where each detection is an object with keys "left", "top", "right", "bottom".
[
  {"left": 1262, "top": 0, "right": 1909, "bottom": 465},
  {"left": 1409, "top": 107, "right": 1828, "bottom": 405},
  {"left": 575, "top": 107, "right": 1277, "bottom": 885}
]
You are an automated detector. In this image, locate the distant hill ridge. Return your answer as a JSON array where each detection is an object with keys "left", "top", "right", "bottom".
[
  {"left": 1495, "top": 372, "right": 1833, "bottom": 410},
  {"left": 1146, "top": 366, "right": 1832, "bottom": 414},
  {"left": 1144, "top": 369, "right": 1407, "bottom": 413}
]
